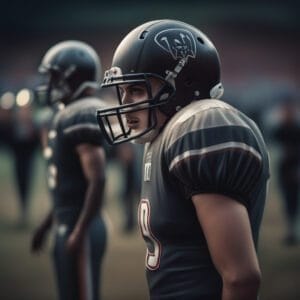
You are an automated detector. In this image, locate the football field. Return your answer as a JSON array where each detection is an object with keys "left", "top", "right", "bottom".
[{"left": 0, "top": 148, "right": 299, "bottom": 300}]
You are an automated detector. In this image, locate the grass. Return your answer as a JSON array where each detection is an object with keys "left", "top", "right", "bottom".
[{"left": 0, "top": 148, "right": 299, "bottom": 300}]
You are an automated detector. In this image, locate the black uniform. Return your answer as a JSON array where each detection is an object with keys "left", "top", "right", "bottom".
[
  {"left": 45, "top": 97, "right": 107, "bottom": 300},
  {"left": 138, "top": 99, "right": 270, "bottom": 299}
]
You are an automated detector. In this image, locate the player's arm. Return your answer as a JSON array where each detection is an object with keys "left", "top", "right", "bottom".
[
  {"left": 66, "top": 143, "right": 106, "bottom": 253},
  {"left": 192, "top": 193, "right": 261, "bottom": 300},
  {"left": 31, "top": 209, "right": 54, "bottom": 253}
]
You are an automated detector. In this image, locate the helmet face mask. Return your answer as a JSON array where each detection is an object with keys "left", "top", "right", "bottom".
[
  {"left": 97, "top": 104, "right": 156, "bottom": 145},
  {"left": 36, "top": 69, "right": 73, "bottom": 106},
  {"left": 97, "top": 19, "right": 224, "bottom": 145},
  {"left": 97, "top": 72, "right": 175, "bottom": 145},
  {"left": 36, "top": 40, "right": 101, "bottom": 107}
]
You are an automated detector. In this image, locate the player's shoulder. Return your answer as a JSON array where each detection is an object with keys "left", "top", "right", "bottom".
[
  {"left": 168, "top": 99, "right": 245, "bottom": 128},
  {"left": 162, "top": 98, "right": 267, "bottom": 157},
  {"left": 58, "top": 97, "right": 104, "bottom": 127},
  {"left": 164, "top": 99, "right": 245, "bottom": 141},
  {"left": 57, "top": 97, "right": 104, "bottom": 145}
]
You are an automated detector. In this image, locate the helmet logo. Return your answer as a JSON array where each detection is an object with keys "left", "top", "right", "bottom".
[{"left": 154, "top": 29, "right": 196, "bottom": 61}]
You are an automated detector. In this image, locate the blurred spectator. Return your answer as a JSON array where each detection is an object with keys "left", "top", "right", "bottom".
[
  {"left": 0, "top": 93, "right": 14, "bottom": 148},
  {"left": 271, "top": 98, "right": 300, "bottom": 245},
  {"left": 0, "top": 92, "right": 40, "bottom": 227},
  {"left": 11, "top": 95, "right": 40, "bottom": 226}
]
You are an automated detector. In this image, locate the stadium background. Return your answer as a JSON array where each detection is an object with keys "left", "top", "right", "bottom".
[{"left": 0, "top": 1, "right": 299, "bottom": 299}]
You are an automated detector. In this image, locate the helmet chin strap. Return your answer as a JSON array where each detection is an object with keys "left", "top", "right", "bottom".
[
  {"left": 165, "top": 58, "right": 187, "bottom": 86},
  {"left": 159, "top": 58, "right": 188, "bottom": 117}
]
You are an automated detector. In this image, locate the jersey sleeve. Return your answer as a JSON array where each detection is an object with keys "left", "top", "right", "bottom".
[
  {"left": 164, "top": 107, "right": 264, "bottom": 205},
  {"left": 62, "top": 105, "right": 103, "bottom": 147}
]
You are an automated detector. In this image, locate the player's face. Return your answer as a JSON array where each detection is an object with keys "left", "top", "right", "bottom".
[{"left": 119, "top": 78, "right": 165, "bottom": 135}]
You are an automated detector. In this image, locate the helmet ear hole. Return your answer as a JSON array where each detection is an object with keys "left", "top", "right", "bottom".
[
  {"left": 197, "top": 37, "right": 204, "bottom": 44},
  {"left": 159, "top": 83, "right": 175, "bottom": 100},
  {"left": 140, "top": 31, "right": 149, "bottom": 39}
]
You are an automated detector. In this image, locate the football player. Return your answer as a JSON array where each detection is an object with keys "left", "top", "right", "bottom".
[
  {"left": 31, "top": 41, "right": 107, "bottom": 300},
  {"left": 272, "top": 99, "right": 300, "bottom": 245},
  {"left": 97, "top": 20, "right": 270, "bottom": 300}
]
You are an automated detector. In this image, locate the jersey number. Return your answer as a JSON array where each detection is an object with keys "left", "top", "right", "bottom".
[
  {"left": 139, "top": 199, "right": 161, "bottom": 270},
  {"left": 47, "top": 164, "right": 57, "bottom": 189}
]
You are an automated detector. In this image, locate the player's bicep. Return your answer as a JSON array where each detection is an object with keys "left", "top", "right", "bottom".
[
  {"left": 192, "top": 193, "right": 260, "bottom": 280},
  {"left": 76, "top": 144, "right": 106, "bottom": 182}
]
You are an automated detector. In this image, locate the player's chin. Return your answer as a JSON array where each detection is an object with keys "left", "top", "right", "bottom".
[
  {"left": 132, "top": 128, "right": 159, "bottom": 144},
  {"left": 130, "top": 127, "right": 144, "bottom": 135}
]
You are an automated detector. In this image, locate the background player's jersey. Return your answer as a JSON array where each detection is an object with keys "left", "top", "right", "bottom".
[
  {"left": 139, "top": 99, "right": 270, "bottom": 299},
  {"left": 45, "top": 97, "right": 104, "bottom": 216}
]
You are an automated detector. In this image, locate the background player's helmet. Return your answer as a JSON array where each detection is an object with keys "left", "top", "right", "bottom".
[
  {"left": 97, "top": 19, "right": 223, "bottom": 145},
  {"left": 37, "top": 40, "right": 102, "bottom": 106}
]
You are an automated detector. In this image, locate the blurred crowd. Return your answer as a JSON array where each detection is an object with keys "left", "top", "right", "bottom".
[
  {"left": 226, "top": 84, "right": 300, "bottom": 246},
  {"left": 0, "top": 90, "right": 41, "bottom": 226}
]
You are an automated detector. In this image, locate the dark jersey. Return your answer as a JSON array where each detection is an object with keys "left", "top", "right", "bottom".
[
  {"left": 138, "top": 99, "right": 270, "bottom": 299},
  {"left": 44, "top": 98, "right": 104, "bottom": 216}
]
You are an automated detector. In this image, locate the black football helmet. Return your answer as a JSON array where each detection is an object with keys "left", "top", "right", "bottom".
[
  {"left": 36, "top": 40, "right": 102, "bottom": 106},
  {"left": 96, "top": 19, "right": 223, "bottom": 145}
]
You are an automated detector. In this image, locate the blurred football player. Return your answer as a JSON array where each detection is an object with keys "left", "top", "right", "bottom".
[
  {"left": 12, "top": 98, "right": 40, "bottom": 227},
  {"left": 31, "top": 40, "right": 107, "bottom": 300},
  {"left": 97, "top": 20, "right": 270, "bottom": 300},
  {"left": 272, "top": 98, "right": 300, "bottom": 245}
]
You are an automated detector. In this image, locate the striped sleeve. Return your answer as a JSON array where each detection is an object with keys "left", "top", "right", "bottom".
[
  {"left": 165, "top": 107, "right": 263, "bottom": 204},
  {"left": 63, "top": 106, "right": 103, "bottom": 147}
]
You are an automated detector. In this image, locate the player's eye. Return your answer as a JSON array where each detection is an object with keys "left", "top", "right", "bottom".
[
  {"left": 119, "top": 84, "right": 148, "bottom": 105},
  {"left": 128, "top": 85, "right": 147, "bottom": 97}
]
